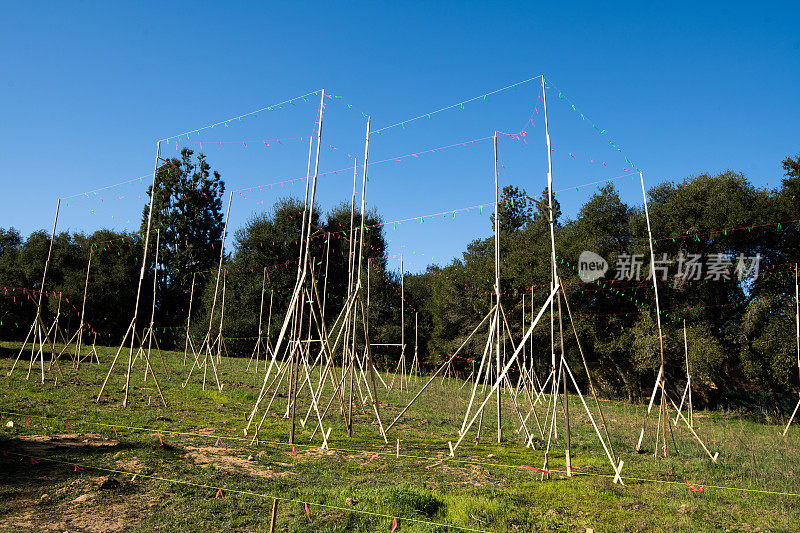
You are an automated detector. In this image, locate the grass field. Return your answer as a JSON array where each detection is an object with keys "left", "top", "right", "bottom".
[{"left": 1, "top": 340, "right": 798, "bottom": 532}]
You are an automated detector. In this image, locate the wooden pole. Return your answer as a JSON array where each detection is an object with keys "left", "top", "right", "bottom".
[
  {"left": 269, "top": 498, "right": 279, "bottom": 533},
  {"left": 183, "top": 272, "right": 196, "bottom": 366},
  {"left": 400, "top": 253, "right": 405, "bottom": 389},
  {"left": 249, "top": 268, "right": 267, "bottom": 371},
  {"left": 265, "top": 290, "right": 273, "bottom": 372},
  {"left": 76, "top": 248, "right": 92, "bottom": 367},
  {"left": 453, "top": 286, "right": 558, "bottom": 453},
  {"left": 493, "top": 131, "right": 502, "bottom": 443},
  {"left": 557, "top": 293, "right": 572, "bottom": 474},
  {"left": 636, "top": 167, "right": 668, "bottom": 453},
  {"left": 11, "top": 198, "right": 60, "bottom": 381},
  {"left": 144, "top": 229, "right": 160, "bottom": 382},
  {"left": 98, "top": 141, "right": 160, "bottom": 404},
  {"left": 540, "top": 76, "right": 561, "bottom": 470}
]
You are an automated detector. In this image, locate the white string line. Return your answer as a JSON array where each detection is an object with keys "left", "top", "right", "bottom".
[
  {"left": 159, "top": 90, "right": 322, "bottom": 142},
  {"left": 232, "top": 134, "right": 500, "bottom": 194},
  {"left": 553, "top": 172, "right": 639, "bottom": 194},
  {"left": 372, "top": 74, "right": 543, "bottom": 133},
  {"left": 60, "top": 173, "right": 154, "bottom": 201},
  {"left": 545, "top": 79, "right": 643, "bottom": 172}
]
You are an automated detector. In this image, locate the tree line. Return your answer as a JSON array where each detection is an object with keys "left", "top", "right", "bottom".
[{"left": 1, "top": 149, "right": 799, "bottom": 409}]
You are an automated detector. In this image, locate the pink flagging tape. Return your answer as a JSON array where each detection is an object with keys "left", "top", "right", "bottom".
[
  {"left": 74, "top": 463, "right": 84, "bottom": 472},
  {"left": 391, "top": 517, "right": 398, "bottom": 532},
  {"left": 305, "top": 502, "right": 312, "bottom": 522},
  {"left": 521, "top": 465, "right": 550, "bottom": 474},
  {"left": 291, "top": 445, "right": 298, "bottom": 457},
  {"left": 112, "top": 426, "right": 117, "bottom": 437},
  {"left": 686, "top": 478, "right": 705, "bottom": 492},
  {"left": 65, "top": 421, "right": 69, "bottom": 430},
  {"left": 26, "top": 416, "right": 29, "bottom": 426},
  {"left": 157, "top": 431, "right": 163, "bottom": 446},
  {"left": 31, "top": 457, "right": 40, "bottom": 465},
  {"left": 215, "top": 488, "right": 226, "bottom": 501},
  {"left": 215, "top": 436, "right": 227, "bottom": 450},
  {"left": 425, "top": 460, "right": 443, "bottom": 470},
  {"left": 361, "top": 453, "right": 379, "bottom": 465}
]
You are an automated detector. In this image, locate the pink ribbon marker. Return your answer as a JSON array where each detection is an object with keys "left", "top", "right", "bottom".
[
  {"left": 26, "top": 416, "right": 29, "bottom": 426},
  {"left": 291, "top": 445, "right": 298, "bottom": 457},
  {"left": 521, "top": 465, "right": 550, "bottom": 474},
  {"left": 215, "top": 436, "right": 227, "bottom": 450},
  {"left": 305, "top": 502, "right": 312, "bottom": 522},
  {"left": 112, "top": 426, "right": 117, "bottom": 437},
  {"left": 74, "top": 464, "right": 84, "bottom": 472},
  {"left": 215, "top": 488, "right": 226, "bottom": 501},
  {"left": 686, "top": 478, "right": 705, "bottom": 492},
  {"left": 31, "top": 457, "right": 40, "bottom": 465},
  {"left": 391, "top": 517, "right": 398, "bottom": 532},
  {"left": 361, "top": 453, "right": 379, "bottom": 466},
  {"left": 425, "top": 460, "right": 443, "bottom": 470},
  {"left": 157, "top": 431, "right": 163, "bottom": 446}
]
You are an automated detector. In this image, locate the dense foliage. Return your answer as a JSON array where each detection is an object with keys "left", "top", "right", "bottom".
[{"left": 2, "top": 153, "right": 799, "bottom": 408}]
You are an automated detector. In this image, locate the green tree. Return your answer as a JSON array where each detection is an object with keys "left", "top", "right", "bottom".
[{"left": 141, "top": 148, "right": 225, "bottom": 334}]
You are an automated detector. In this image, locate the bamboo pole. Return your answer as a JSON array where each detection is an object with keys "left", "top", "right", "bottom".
[
  {"left": 453, "top": 285, "right": 558, "bottom": 453},
  {"left": 636, "top": 166, "right": 669, "bottom": 453},
  {"left": 387, "top": 306, "right": 496, "bottom": 433},
  {"left": 9, "top": 199, "right": 60, "bottom": 381},
  {"left": 98, "top": 141, "right": 160, "bottom": 404},
  {"left": 143, "top": 229, "right": 160, "bottom": 382},
  {"left": 493, "top": 132, "right": 502, "bottom": 443}
]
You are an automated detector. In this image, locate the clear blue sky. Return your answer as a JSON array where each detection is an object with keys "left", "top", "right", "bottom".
[{"left": 2, "top": 1, "right": 799, "bottom": 274}]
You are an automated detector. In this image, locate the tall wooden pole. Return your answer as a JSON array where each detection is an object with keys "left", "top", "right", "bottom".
[
  {"left": 541, "top": 75, "right": 561, "bottom": 472},
  {"left": 10, "top": 198, "right": 60, "bottom": 381},
  {"left": 97, "top": 141, "right": 160, "bottom": 405},
  {"left": 493, "top": 132, "right": 502, "bottom": 443},
  {"left": 638, "top": 169, "right": 668, "bottom": 455},
  {"left": 290, "top": 89, "right": 326, "bottom": 445}
]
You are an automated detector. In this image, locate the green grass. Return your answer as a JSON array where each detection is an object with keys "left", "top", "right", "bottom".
[{"left": 0, "top": 340, "right": 798, "bottom": 532}]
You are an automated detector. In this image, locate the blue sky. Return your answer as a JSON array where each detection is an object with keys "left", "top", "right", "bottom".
[{"left": 2, "top": 1, "right": 798, "bottom": 274}]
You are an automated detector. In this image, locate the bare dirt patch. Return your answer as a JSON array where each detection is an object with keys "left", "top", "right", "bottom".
[
  {"left": 186, "top": 445, "right": 297, "bottom": 478},
  {"left": 7, "top": 433, "right": 119, "bottom": 455}
]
